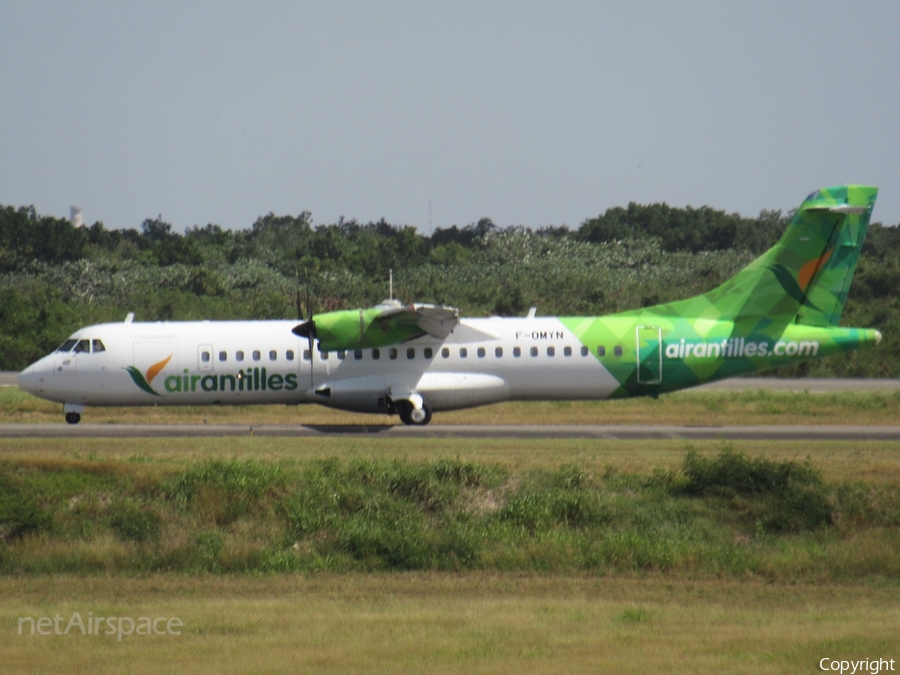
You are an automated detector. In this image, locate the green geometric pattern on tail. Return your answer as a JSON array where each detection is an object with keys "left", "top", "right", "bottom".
[
  {"left": 561, "top": 186, "right": 880, "bottom": 397},
  {"left": 796, "top": 186, "right": 878, "bottom": 327},
  {"left": 644, "top": 185, "right": 878, "bottom": 327}
]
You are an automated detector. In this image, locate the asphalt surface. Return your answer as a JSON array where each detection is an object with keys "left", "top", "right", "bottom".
[
  {"left": 1, "top": 424, "right": 899, "bottom": 441},
  {"left": 3, "top": 373, "right": 899, "bottom": 440}
]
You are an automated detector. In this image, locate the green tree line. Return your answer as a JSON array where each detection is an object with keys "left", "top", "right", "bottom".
[{"left": 1, "top": 201, "right": 898, "bottom": 375}]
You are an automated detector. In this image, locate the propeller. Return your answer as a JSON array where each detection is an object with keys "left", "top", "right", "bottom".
[
  {"left": 296, "top": 277, "right": 304, "bottom": 321},
  {"left": 290, "top": 272, "right": 316, "bottom": 388}
]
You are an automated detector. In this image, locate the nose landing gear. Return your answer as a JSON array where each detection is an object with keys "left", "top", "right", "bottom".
[{"left": 63, "top": 403, "right": 84, "bottom": 425}]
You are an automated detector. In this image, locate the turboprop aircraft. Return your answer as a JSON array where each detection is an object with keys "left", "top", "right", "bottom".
[{"left": 17, "top": 185, "right": 882, "bottom": 425}]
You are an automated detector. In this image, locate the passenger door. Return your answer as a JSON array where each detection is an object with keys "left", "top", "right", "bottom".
[{"left": 636, "top": 326, "right": 662, "bottom": 385}]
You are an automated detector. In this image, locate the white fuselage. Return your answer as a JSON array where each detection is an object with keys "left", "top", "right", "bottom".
[{"left": 17, "top": 318, "right": 623, "bottom": 415}]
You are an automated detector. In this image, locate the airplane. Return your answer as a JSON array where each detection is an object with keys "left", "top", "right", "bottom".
[{"left": 17, "top": 185, "right": 882, "bottom": 426}]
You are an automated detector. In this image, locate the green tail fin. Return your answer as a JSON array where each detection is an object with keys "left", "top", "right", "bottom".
[
  {"left": 666, "top": 185, "right": 878, "bottom": 326},
  {"left": 793, "top": 186, "right": 878, "bottom": 326}
]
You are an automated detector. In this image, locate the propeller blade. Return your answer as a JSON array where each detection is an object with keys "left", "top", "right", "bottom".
[{"left": 305, "top": 271, "right": 314, "bottom": 389}]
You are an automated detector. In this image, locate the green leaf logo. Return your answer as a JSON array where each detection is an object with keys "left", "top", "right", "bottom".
[{"left": 125, "top": 354, "right": 172, "bottom": 396}]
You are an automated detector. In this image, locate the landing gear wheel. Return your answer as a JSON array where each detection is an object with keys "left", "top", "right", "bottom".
[
  {"left": 397, "top": 402, "right": 432, "bottom": 426},
  {"left": 65, "top": 412, "right": 81, "bottom": 425}
]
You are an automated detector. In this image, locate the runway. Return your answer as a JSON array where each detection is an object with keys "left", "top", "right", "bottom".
[
  {"left": 2, "top": 423, "right": 899, "bottom": 441},
  {"left": 3, "top": 374, "right": 899, "bottom": 440}
]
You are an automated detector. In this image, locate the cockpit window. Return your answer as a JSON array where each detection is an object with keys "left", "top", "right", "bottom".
[
  {"left": 92, "top": 340, "right": 106, "bottom": 353},
  {"left": 57, "top": 339, "right": 77, "bottom": 353},
  {"left": 73, "top": 339, "right": 91, "bottom": 354}
]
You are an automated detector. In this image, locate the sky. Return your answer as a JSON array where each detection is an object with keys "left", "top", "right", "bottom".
[{"left": 2, "top": 1, "right": 899, "bottom": 234}]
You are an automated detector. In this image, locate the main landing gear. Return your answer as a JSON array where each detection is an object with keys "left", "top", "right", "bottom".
[
  {"left": 65, "top": 412, "right": 81, "bottom": 425},
  {"left": 396, "top": 400, "right": 433, "bottom": 426}
]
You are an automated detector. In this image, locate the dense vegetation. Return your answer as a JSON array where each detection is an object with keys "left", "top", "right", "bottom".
[
  {"left": 1, "top": 450, "right": 898, "bottom": 578},
  {"left": 1, "top": 201, "right": 898, "bottom": 374}
]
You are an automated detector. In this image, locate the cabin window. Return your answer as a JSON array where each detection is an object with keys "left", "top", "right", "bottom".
[
  {"left": 303, "top": 350, "right": 311, "bottom": 361},
  {"left": 495, "top": 347, "right": 503, "bottom": 357},
  {"left": 460, "top": 348, "right": 468, "bottom": 358},
  {"left": 57, "top": 339, "right": 77, "bottom": 353},
  {"left": 530, "top": 347, "right": 538, "bottom": 357},
  {"left": 320, "top": 351, "right": 329, "bottom": 360},
  {"left": 354, "top": 349, "right": 363, "bottom": 360},
  {"left": 73, "top": 339, "right": 90, "bottom": 354},
  {"left": 219, "top": 351, "right": 227, "bottom": 362},
  {"left": 407, "top": 348, "right": 415, "bottom": 359},
  {"left": 252, "top": 350, "right": 261, "bottom": 361},
  {"left": 513, "top": 347, "right": 521, "bottom": 357},
  {"left": 441, "top": 347, "right": 450, "bottom": 358},
  {"left": 372, "top": 348, "right": 380, "bottom": 360},
  {"left": 336, "top": 350, "right": 345, "bottom": 360},
  {"left": 547, "top": 346, "right": 555, "bottom": 357},
  {"left": 424, "top": 347, "right": 433, "bottom": 359},
  {"left": 389, "top": 348, "right": 398, "bottom": 360},
  {"left": 614, "top": 345, "right": 623, "bottom": 357},
  {"left": 236, "top": 351, "right": 244, "bottom": 362},
  {"left": 201, "top": 351, "right": 211, "bottom": 363},
  {"left": 269, "top": 350, "right": 277, "bottom": 361},
  {"left": 597, "top": 346, "right": 606, "bottom": 357},
  {"left": 564, "top": 346, "right": 572, "bottom": 357},
  {"left": 92, "top": 340, "right": 106, "bottom": 353},
  {"left": 477, "top": 347, "right": 486, "bottom": 358},
  {"left": 581, "top": 346, "right": 589, "bottom": 357},
  {"left": 286, "top": 350, "right": 295, "bottom": 361}
]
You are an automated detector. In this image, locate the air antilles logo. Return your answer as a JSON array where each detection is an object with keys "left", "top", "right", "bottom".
[
  {"left": 768, "top": 248, "right": 833, "bottom": 311},
  {"left": 125, "top": 354, "right": 172, "bottom": 396}
]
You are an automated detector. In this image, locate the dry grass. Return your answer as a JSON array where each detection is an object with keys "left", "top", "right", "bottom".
[
  {"left": 3, "top": 436, "right": 900, "bottom": 485},
  {"left": 3, "top": 574, "right": 899, "bottom": 674},
  {"left": 3, "top": 386, "right": 900, "bottom": 426}
]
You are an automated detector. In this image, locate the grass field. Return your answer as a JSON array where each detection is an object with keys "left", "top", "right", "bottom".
[
  {"left": 2, "top": 404, "right": 899, "bottom": 672},
  {"left": 2, "top": 438, "right": 899, "bottom": 578},
  {"left": 3, "top": 385, "right": 900, "bottom": 426},
  {"left": 5, "top": 574, "right": 899, "bottom": 674},
  {"left": 4, "top": 436, "right": 900, "bottom": 484}
]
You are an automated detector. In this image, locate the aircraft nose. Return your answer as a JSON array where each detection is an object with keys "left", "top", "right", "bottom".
[
  {"left": 17, "top": 360, "right": 47, "bottom": 396},
  {"left": 17, "top": 364, "right": 38, "bottom": 394}
]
